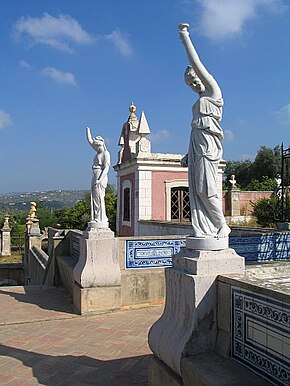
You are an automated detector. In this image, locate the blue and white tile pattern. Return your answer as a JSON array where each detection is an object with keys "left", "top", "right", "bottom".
[
  {"left": 232, "top": 287, "right": 290, "bottom": 386},
  {"left": 125, "top": 238, "right": 186, "bottom": 269},
  {"left": 229, "top": 233, "right": 290, "bottom": 262}
]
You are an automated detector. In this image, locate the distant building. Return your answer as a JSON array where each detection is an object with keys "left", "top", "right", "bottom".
[{"left": 113, "top": 103, "right": 225, "bottom": 236}]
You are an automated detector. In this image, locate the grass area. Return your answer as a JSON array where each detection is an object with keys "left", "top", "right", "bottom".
[{"left": 0, "top": 253, "right": 23, "bottom": 264}]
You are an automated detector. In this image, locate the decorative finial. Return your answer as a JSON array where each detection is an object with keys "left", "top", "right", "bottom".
[
  {"left": 129, "top": 102, "right": 136, "bottom": 114},
  {"left": 28, "top": 201, "right": 37, "bottom": 220}
]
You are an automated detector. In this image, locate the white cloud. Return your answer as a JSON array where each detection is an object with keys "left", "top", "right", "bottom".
[
  {"left": 0, "top": 109, "right": 12, "bottom": 129},
  {"left": 196, "top": 0, "right": 287, "bottom": 42},
  {"left": 150, "top": 130, "right": 170, "bottom": 143},
  {"left": 42, "top": 67, "right": 77, "bottom": 86},
  {"left": 275, "top": 102, "right": 290, "bottom": 124},
  {"left": 14, "top": 13, "right": 94, "bottom": 53},
  {"left": 19, "top": 60, "right": 31, "bottom": 69},
  {"left": 224, "top": 129, "right": 235, "bottom": 142},
  {"left": 106, "top": 29, "right": 132, "bottom": 57},
  {"left": 14, "top": 13, "right": 134, "bottom": 57}
]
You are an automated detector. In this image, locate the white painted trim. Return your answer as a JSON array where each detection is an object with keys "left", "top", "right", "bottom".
[
  {"left": 137, "top": 165, "right": 188, "bottom": 172},
  {"left": 134, "top": 172, "right": 139, "bottom": 235},
  {"left": 165, "top": 179, "right": 189, "bottom": 221},
  {"left": 138, "top": 170, "right": 152, "bottom": 221},
  {"left": 116, "top": 176, "right": 120, "bottom": 234},
  {"left": 121, "top": 179, "right": 132, "bottom": 227}
]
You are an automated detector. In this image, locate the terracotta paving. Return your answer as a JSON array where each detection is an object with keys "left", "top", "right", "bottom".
[{"left": 0, "top": 286, "right": 163, "bottom": 385}]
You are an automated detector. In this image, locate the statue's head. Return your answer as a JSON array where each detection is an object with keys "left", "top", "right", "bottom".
[
  {"left": 184, "top": 66, "right": 205, "bottom": 94},
  {"left": 93, "top": 136, "right": 106, "bottom": 154}
]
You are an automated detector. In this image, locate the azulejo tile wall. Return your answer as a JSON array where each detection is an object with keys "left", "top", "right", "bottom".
[
  {"left": 229, "top": 234, "right": 290, "bottom": 262},
  {"left": 232, "top": 287, "right": 290, "bottom": 386},
  {"left": 125, "top": 233, "right": 290, "bottom": 269},
  {"left": 125, "top": 239, "right": 186, "bottom": 269}
]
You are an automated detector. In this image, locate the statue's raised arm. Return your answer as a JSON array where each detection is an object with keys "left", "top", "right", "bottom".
[
  {"left": 179, "top": 23, "right": 221, "bottom": 99},
  {"left": 86, "top": 127, "right": 96, "bottom": 150}
]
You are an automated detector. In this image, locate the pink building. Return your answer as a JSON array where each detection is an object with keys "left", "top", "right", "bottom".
[{"left": 114, "top": 103, "right": 225, "bottom": 236}]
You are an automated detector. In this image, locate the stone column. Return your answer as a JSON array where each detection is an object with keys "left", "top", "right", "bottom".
[
  {"left": 24, "top": 217, "right": 42, "bottom": 281},
  {"left": 148, "top": 240, "right": 245, "bottom": 383},
  {"left": 25, "top": 218, "right": 41, "bottom": 252},
  {"left": 1, "top": 214, "right": 11, "bottom": 256},
  {"left": 25, "top": 202, "right": 42, "bottom": 261},
  {"left": 228, "top": 174, "right": 241, "bottom": 216},
  {"left": 73, "top": 227, "right": 121, "bottom": 314}
]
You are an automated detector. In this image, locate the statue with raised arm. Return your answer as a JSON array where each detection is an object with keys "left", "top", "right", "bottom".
[
  {"left": 86, "top": 127, "right": 110, "bottom": 228},
  {"left": 179, "top": 23, "right": 230, "bottom": 239}
]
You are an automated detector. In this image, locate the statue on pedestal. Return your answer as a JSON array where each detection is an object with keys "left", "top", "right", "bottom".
[
  {"left": 73, "top": 128, "right": 120, "bottom": 312},
  {"left": 86, "top": 127, "right": 110, "bottom": 229},
  {"left": 179, "top": 23, "right": 230, "bottom": 240}
]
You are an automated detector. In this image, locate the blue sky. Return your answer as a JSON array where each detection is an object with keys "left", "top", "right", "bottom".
[{"left": 1, "top": 0, "right": 290, "bottom": 194}]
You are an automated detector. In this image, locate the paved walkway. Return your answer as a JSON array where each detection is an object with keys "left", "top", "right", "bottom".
[{"left": 0, "top": 286, "right": 163, "bottom": 386}]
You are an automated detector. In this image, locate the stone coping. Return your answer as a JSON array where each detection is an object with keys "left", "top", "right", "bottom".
[{"left": 218, "top": 271, "right": 290, "bottom": 300}]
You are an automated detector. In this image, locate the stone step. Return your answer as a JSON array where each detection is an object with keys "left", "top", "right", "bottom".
[{"left": 181, "top": 352, "right": 273, "bottom": 386}]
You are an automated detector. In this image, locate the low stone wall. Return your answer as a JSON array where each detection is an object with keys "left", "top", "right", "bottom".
[
  {"left": 0, "top": 263, "right": 25, "bottom": 286},
  {"left": 148, "top": 257, "right": 289, "bottom": 386},
  {"left": 45, "top": 227, "right": 289, "bottom": 316},
  {"left": 117, "top": 236, "right": 172, "bottom": 307},
  {"left": 28, "top": 246, "right": 50, "bottom": 285},
  {"left": 223, "top": 190, "right": 273, "bottom": 216},
  {"left": 217, "top": 264, "right": 290, "bottom": 386},
  {"left": 55, "top": 234, "right": 168, "bottom": 308}
]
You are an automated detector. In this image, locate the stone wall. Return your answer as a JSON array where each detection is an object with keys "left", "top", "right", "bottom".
[
  {"left": 223, "top": 190, "right": 273, "bottom": 216},
  {"left": 216, "top": 266, "right": 290, "bottom": 386},
  {"left": 53, "top": 232, "right": 167, "bottom": 309},
  {"left": 0, "top": 263, "right": 25, "bottom": 286},
  {"left": 28, "top": 246, "right": 49, "bottom": 285},
  {"left": 31, "top": 227, "right": 290, "bottom": 317}
]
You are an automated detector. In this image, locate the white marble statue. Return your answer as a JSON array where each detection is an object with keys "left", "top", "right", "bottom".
[
  {"left": 86, "top": 127, "right": 110, "bottom": 228},
  {"left": 179, "top": 23, "right": 230, "bottom": 239}
]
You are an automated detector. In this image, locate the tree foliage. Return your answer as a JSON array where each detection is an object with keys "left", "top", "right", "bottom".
[
  {"left": 55, "top": 185, "right": 117, "bottom": 232},
  {"left": 55, "top": 193, "right": 90, "bottom": 230},
  {"left": 245, "top": 176, "right": 277, "bottom": 191},
  {"left": 224, "top": 145, "right": 281, "bottom": 190}
]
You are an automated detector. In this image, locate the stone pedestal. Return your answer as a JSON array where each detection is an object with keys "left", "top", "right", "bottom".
[
  {"left": 148, "top": 242, "right": 245, "bottom": 381},
  {"left": 1, "top": 214, "right": 11, "bottom": 256},
  {"left": 228, "top": 187, "right": 241, "bottom": 216},
  {"left": 1, "top": 231, "right": 11, "bottom": 256},
  {"left": 24, "top": 219, "right": 42, "bottom": 267},
  {"left": 73, "top": 227, "right": 121, "bottom": 314}
]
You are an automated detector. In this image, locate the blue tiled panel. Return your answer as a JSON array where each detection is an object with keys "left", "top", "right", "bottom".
[
  {"left": 232, "top": 288, "right": 290, "bottom": 386},
  {"left": 229, "top": 234, "right": 290, "bottom": 262},
  {"left": 125, "top": 234, "right": 289, "bottom": 268},
  {"left": 125, "top": 239, "right": 186, "bottom": 269}
]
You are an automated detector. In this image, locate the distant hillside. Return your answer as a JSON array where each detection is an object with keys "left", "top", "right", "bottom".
[{"left": 0, "top": 190, "right": 89, "bottom": 212}]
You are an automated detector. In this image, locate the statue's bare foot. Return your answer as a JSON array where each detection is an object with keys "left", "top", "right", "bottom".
[{"left": 217, "top": 223, "right": 231, "bottom": 239}]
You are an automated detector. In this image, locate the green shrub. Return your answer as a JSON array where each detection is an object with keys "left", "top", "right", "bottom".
[
  {"left": 251, "top": 197, "right": 277, "bottom": 227},
  {"left": 251, "top": 196, "right": 290, "bottom": 227}
]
